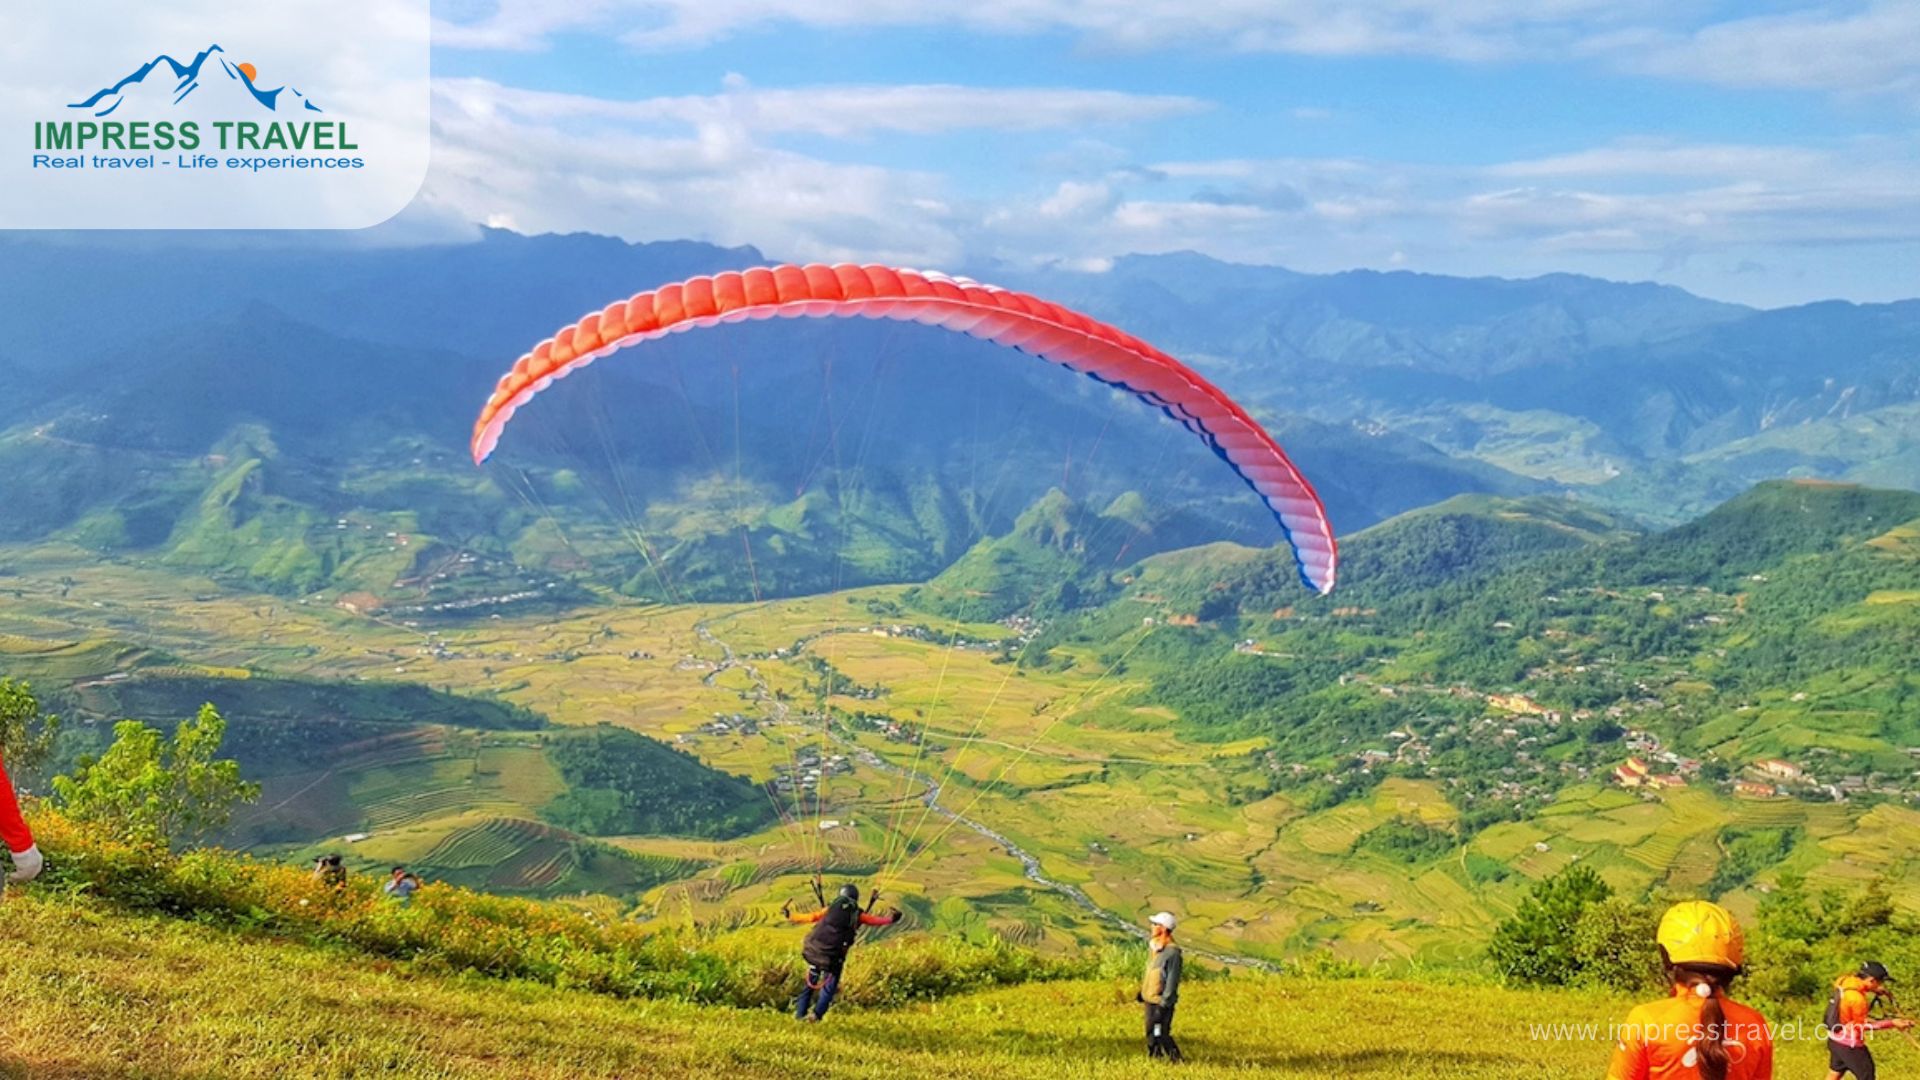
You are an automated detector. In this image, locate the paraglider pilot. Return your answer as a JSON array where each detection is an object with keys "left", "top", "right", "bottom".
[{"left": 784, "top": 883, "right": 901, "bottom": 1022}]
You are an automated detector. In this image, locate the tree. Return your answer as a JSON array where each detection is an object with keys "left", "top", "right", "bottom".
[
  {"left": 0, "top": 678, "right": 59, "bottom": 773},
  {"left": 1572, "top": 896, "right": 1663, "bottom": 993},
  {"left": 1755, "top": 873, "right": 1835, "bottom": 944},
  {"left": 1489, "top": 864, "right": 1614, "bottom": 985},
  {"left": 1842, "top": 878, "right": 1895, "bottom": 931},
  {"left": 53, "top": 704, "right": 259, "bottom": 848}
]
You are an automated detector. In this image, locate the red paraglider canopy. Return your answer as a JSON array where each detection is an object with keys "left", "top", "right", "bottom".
[{"left": 471, "top": 264, "right": 1338, "bottom": 594}]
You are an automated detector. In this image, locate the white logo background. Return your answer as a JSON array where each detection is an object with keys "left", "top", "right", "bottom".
[{"left": 0, "top": 0, "right": 429, "bottom": 228}]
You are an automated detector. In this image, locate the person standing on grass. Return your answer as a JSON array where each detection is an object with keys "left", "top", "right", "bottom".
[
  {"left": 1607, "top": 901, "right": 1773, "bottom": 1080},
  {"left": 383, "top": 866, "right": 420, "bottom": 905},
  {"left": 783, "top": 884, "right": 901, "bottom": 1022},
  {"left": 1136, "top": 911, "right": 1183, "bottom": 1062},
  {"left": 1825, "top": 960, "right": 1911, "bottom": 1080}
]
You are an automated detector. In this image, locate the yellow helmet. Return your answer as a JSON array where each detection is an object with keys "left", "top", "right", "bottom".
[{"left": 1658, "top": 901, "right": 1744, "bottom": 969}]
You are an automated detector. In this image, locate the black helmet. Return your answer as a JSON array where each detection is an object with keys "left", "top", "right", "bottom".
[
  {"left": 1861, "top": 961, "right": 1893, "bottom": 982},
  {"left": 838, "top": 883, "right": 860, "bottom": 902}
]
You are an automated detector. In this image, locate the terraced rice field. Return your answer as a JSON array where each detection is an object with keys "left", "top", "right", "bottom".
[
  {"left": 1624, "top": 826, "right": 1698, "bottom": 870},
  {"left": 488, "top": 838, "right": 576, "bottom": 889},
  {"left": 423, "top": 818, "right": 556, "bottom": 869},
  {"left": 1665, "top": 833, "right": 1722, "bottom": 892},
  {"left": 1731, "top": 799, "right": 1807, "bottom": 827},
  {"left": 366, "top": 790, "right": 518, "bottom": 830},
  {"left": 336, "top": 729, "right": 452, "bottom": 770}
]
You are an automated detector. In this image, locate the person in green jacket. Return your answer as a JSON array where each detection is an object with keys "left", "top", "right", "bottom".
[{"left": 1137, "top": 911, "right": 1184, "bottom": 1061}]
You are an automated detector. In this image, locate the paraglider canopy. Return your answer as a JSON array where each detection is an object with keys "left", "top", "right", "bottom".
[{"left": 471, "top": 263, "right": 1338, "bottom": 594}]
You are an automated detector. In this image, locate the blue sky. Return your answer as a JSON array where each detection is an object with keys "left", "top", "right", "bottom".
[{"left": 414, "top": 1, "right": 1920, "bottom": 307}]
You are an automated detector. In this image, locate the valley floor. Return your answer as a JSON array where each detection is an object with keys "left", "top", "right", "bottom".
[{"left": 2, "top": 892, "right": 1898, "bottom": 1079}]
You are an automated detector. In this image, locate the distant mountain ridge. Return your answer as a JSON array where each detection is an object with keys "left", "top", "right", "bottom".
[
  {"left": 0, "top": 229, "right": 1913, "bottom": 598},
  {"left": 1014, "top": 253, "right": 1919, "bottom": 517}
]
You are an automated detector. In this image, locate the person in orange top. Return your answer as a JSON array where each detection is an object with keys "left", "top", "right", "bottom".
[
  {"left": 1607, "top": 901, "right": 1774, "bottom": 1080},
  {"left": 782, "top": 884, "right": 901, "bottom": 1022},
  {"left": 1824, "top": 961, "right": 1911, "bottom": 1080}
]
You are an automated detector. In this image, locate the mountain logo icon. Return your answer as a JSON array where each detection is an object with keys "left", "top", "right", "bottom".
[{"left": 70, "top": 44, "right": 323, "bottom": 118}]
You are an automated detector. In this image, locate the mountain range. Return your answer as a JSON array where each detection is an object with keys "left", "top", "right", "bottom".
[{"left": 0, "top": 228, "right": 1914, "bottom": 600}]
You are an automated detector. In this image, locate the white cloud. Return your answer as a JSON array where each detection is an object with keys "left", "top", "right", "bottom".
[
  {"left": 422, "top": 77, "right": 1209, "bottom": 266},
  {"left": 1008, "top": 134, "right": 1920, "bottom": 290},
  {"left": 438, "top": 0, "right": 1650, "bottom": 61},
  {"left": 1036, "top": 180, "right": 1117, "bottom": 219},
  {"left": 432, "top": 0, "right": 621, "bottom": 50},
  {"left": 1464, "top": 136, "right": 1920, "bottom": 252},
  {"left": 428, "top": 78, "right": 961, "bottom": 265},
  {"left": 1489, "top": 140, "right": 1831, "bottom": 181},
  {"left": 1612, "top": 1, "right": 1920, "bottom": 98},
  {"left": 433, "top": 1, "right": 1920, "bottom": 102},
  {"left": 432, "top": 76, "right": 1203, "bottom": 139},
  {"left": 418, "top": 70, "right": 1920, "bottom": 305}
]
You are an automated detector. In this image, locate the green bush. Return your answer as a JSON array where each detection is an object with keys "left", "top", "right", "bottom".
[
  {"left": 52, "top": 705, "right": 258, "bottom": 848},
  {"left": 0, "top": 678, "right": 59, "bottom": 773},
  {"left": 1488, "top": 864, "right": 1613, "bottom": 985},
  {"left": 1571, "top": 897, "right": 1663, "bottom": 994}
]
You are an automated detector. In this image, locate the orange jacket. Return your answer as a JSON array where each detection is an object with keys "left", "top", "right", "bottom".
[
  {"left": 1607, "top": 989, "right": 1774, "bottom": 1080},
  {"left": 787, "top": 908, "right": 894, "bottom": 927},
  {"left": 1827, "top": 976, "right": 1894, "bottom": 1048}
]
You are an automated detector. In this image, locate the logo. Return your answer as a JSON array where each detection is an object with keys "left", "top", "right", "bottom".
[
  {"left": 70, "top": 44, "right": 322, "bottom": 117},
  {"left": 2, "top": 0, "right": 430, "bottom": 230},
  {"left": 34, "top": 42, "right": 358, "bottom": 162}
]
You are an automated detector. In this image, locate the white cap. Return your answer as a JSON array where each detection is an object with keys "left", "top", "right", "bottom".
[{"left": 1149, "top": 911, "right": 1177, "bottom": 930}]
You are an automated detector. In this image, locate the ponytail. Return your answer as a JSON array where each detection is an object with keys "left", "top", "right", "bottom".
[{"left": 1671, "top": 963, "right": 1734, "bottom": 1080}]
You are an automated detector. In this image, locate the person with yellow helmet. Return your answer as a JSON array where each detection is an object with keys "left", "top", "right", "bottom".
[{"left": 1607, "top": 901, "right": 1773, "bottom": 1080}]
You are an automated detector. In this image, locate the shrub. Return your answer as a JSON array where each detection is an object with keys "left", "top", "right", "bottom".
[
  {"left": 1488, "top": 864, "right": 1612, "bottom": 985},
  {"left": 1571, "top": 897, "right": 1662, "bottom": 994},
  {"left": 0, "top": 678, "right": 60, "bottom": 772},
  {"left": 52, "top": 705, "right": 259, "bottom": 848}
]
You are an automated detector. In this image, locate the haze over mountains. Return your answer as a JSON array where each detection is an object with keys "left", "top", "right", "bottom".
[{"left": 0, "top": 228, "right": 1914, "bottom": 600}]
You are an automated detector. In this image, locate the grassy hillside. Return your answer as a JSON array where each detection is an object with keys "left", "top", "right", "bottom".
[
  {"left": 1093, "top": 480, "right": 1920, "bottom": 768},
  {"left": 0, "top": 885, "right": 1623, "bottom": 1079},
  {"left": 9, "top": 879, "right": 1920, "bottom": 1079},
  {"left": 2, "top": 482, "right": 1919, "bottom": 967},
  {"left": 15, "top": 806, "right": 1920, "bottom": 1079}
]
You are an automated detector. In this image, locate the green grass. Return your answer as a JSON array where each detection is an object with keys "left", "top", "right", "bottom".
[
  {"left": 0, "top": 887, "right": 1667, "bottom": 1080},
  {"left": 19, "top": 812, "right": 1911, "bottom": 1079}
]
